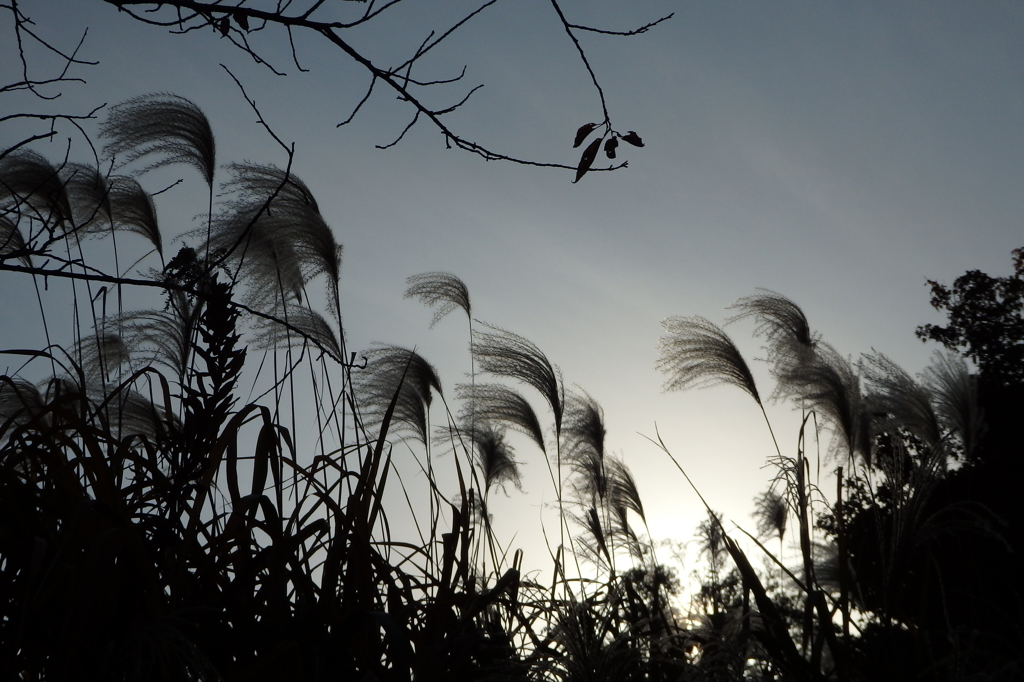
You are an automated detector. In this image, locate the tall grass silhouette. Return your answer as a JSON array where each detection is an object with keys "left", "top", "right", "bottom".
[
  {"left": 1, "top": 95, "right": 678, "bottom": 681},
  {"left": 2, "top": 93, "right": 1009, "bottom": 681}
]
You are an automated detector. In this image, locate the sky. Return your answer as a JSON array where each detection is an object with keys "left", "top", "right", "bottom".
[{"left": 3, "top": 0, "right": 1023, "bottom": 584}]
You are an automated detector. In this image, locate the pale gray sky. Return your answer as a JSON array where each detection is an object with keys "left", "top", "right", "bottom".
[{"left": 3, "top": 0, "right": 1022, "bottom": 580}]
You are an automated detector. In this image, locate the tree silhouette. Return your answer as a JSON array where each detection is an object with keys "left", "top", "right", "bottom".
[{"left": 917, "top": 246, "right": 1024, "bottom": 387}]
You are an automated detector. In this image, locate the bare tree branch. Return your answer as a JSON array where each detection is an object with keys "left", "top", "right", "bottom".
[
  {"left": 99, "top": 0, "right": 660, "bottom": 175},
  {"left": 567, "top": 13, "right": 674, "bottom": 37}
]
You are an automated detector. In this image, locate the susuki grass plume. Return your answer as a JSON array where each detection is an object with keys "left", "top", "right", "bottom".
[
  {"left": 100, "top": 93, "right": 216, "bottom": 187},
  {"left": 862, "top": 351, "right": 943, "bottom": 448},
  {"left": 729, "top": 289, "right": 818, "bottom": 382},
  {"left": 0, "top": 150, "right": 74, "bottom": 229},
  {"left": 473, "top": 323, "right": 564, "bottom": 432},
  {"left": 468, "top": 422, "right": 523, "bottom": 497},
  {"left": 355, "top": 344, "right": 441, "bottom": 444},
  {"left": 922, "top": 350, "right": 982, "bottom": 459},
  {"left": 657, "top": 316, "right": 761, "bottom": 406},
  {"left": 777, "top": 342, "right": 871, "bottom": 465},
  {"left": 455, "top": 382, "right": 546, "bottom": 453},
  {"left": 405, "top": 271, "right": 471, "bottom": 327},
  {"left": 60, "top": 162, "right": 112, "bottom": 231},
  {"left": 752, "top": 489, "right": 787, "bottom": 544},
  {"left": 206, "top": 163, "right": 343, "bottom": 325},
  {"left": 565, "top": 391, "right": 608, "bottom": 501},
  {"left": 0, "top": 214, "right": 30, "bottom": 264}
]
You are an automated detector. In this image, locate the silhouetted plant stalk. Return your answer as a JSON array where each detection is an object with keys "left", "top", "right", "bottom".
[
  {"left": 471, "top": 323, "right": 574, "bottom": 580},
  {"left": 404, "top": 272, "right": 477, "bottom": 569}
]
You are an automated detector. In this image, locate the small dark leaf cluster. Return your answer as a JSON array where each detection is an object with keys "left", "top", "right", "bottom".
[{"left": 572, "top": 122, "right": 644, "bottom": 182}]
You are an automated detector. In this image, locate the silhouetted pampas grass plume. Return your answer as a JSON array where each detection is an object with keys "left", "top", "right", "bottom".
[
  {"left": 252, "top": 305, "right": 343, "bottom": 363},
  {"left": 455, "top": 382, "right": 546, "bottom": 453},
  {"left": 208, "top": 163, "right": 343, "bottom": 324},
  {"left": 108, "top": 389, "right": 178, "bottom": 443},
  {"left": 119, "top": 290, "right": 201, "bottom": 380},
  {"left": 468, "top": 423, "right": 523, "bottom": 496},
  {"left": 405, "top": 271, "right": 471, "bottom": 326},
  {"left": 108, "top": 175, "right": 162, "bottom": 256},
  {"left": 607, "top": 455, "right": 645, "bottom": 525},
  {"left": 923, "top": 350, "right": 982, "bottom": 459},
  {"left": 59, "top": 163, "right": 162, "bottom": 256},
  {"left": 60, "top": 162, "right": 112, "bottom": 230},
  {"left": 473, "top": 323, "right": 563, "bottom": 431},
  {"left": 222, "top": 164, "right": 341, "bottom": 296},
  {"left": 356, "top": 344, "right": 441, "bottom": 444},
  {"left": 0, "top": 215, "right": 29, "bottom": 264},
  {"left": 565, "top": 391, "right": 608, "bottom": 502},
  {"left": 778, "top": 342, "right": 871, "bottom": 464},
  {"left": 862, "top": 351, "right": 943, "bottom": 448},
  {"left": 729, "top": 291, "right": 875, "bottom": 464},
  {"left": 100, "top": 93, "right": 216, "bottom": 187},
  {"left": 208, "top": 199, "right": 304, "bottom": 309},
  {"left": 606, "top": 456, "right": 647, "bottom": 563},
  {"left": 565, "top": 391, "right": 606, "bottom": 461},
  {"left": 73, "top": 331, "right": 131, "bottom": 382},
  {"left": 730, "top": 289, "right": 817, "bottom": 380},
  {"left": 752, "top": 489, "right": 787, "bottom": 543},
  {"left": 753, "top": 488, "right": 787, "bottom": 584},
  {"left": 657, "top": 316, "right": 761, "bottom": 405},
  {"left": 471, "top": 323, "right": 573, "bottom": 561},
  {"left": 0, "top": 150, "right": 73, "bottom": 228},
  {"left": 0, "top": 377, "right": 45, "bottom": 431}
]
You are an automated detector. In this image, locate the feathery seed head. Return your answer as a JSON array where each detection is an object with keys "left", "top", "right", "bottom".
[
  {"left": 0, "top": 215, "right": 30, "bottom": 265},
  {"left": 752, "top": 490, "right": 787, "bottom": 541},
  {"left": 696, "top": 510, "right": 727, "bottom": 567},
  {"left": 61, "top": 163, "right": 112, "bottom": 230},
  {"left": 922, "top": 350, "right": 983, "bottom": 459},
  {"left": 252, "top": 305, "right": 343, "bottom": 363},
  {"left": 468, "top": 424, "right": 523, "bottom": 495},
  {"left": 110, "top": 390, "right": 180, "bottom": 443},
  {"left": 0, "top": 150, "right": 74, "bottom": 229},
  {"left": 778, "top": 342, "right": 872, "bottom": 464},
  {"left": 730, "top": 289, "right": 818, "bottom": 380},
  {"left": 473, "top": 324, "right": 563, "bottom": 431},
  {"left": 862, "top": 352, "right": 942, "bottom": 447},
  {"left": 207, "top": 164, "right": 342, "bottom": 323},
  {"left": 101, "top": 93, "right": 216, "bottom": 187},
  {"left": 72, "top": 332, "right": 131, "bottom": 383},
  {"left": 355, "top": 345, "right": 441, "bottom": 444},
  {"left": 565, "top": 391, "right": 606, "bottom": 462},
  {"left": 109, "top": 176, "right": 161, "bottom": 255},
  {"left": 657, "top": 316, "right": 761, "bottom": 405},
  {"left": 0, "top": 378, "right": 46, "bottom": 428},
  {"left": 405, "top": 272, "right": 471, "bottom": 327},
  {"left": 57, "top": 165, "right": 162, "bottom": 254},
  {"left": 119, "top": 291, "right": 200, "bottom": 379},
  {"left": 607, "top": 455, "right": 645, "bottom": 523},
  {"left": 456, "top": 383, "right": 546, "bottom": 453}
]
